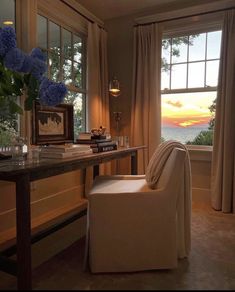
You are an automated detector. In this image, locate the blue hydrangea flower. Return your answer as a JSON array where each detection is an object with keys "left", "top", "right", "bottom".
[
  {"left": 39, "top": 77, "right": 68, "bottom": 106},
  {"left": 4, "top": 48, "right": 25, "bottom": 71},
  {"left": 30, "top": 48, "right": 46, "bottom": 62},
  {"left": 20, "top": 55, "right": 34, "bottom": 73},
  {"left": 0, "top": 27, "right": 17, "bottom": 58},
  {"left": 31, "top": 58, "right": 47, "bottom": 82}
]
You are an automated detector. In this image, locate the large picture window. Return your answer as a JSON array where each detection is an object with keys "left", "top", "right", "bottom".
[
  {"left": 37, "top": 14, "right": 87, "bottom": 138},
  {"left": 161, "top": 29, "right": 222, "bottom": 145}
]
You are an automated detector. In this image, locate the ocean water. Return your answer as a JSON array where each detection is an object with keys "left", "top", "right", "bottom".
[{"left": 162, "top": 127, "right": 208, "bottom": 144}]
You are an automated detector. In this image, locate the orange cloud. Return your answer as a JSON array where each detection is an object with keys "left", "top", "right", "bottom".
[
  {"left": 162, "top": 116, "right": 210, "bottom": 128},
  {"left": 165, "top": 100, "right": 183, "bottom": 108}
]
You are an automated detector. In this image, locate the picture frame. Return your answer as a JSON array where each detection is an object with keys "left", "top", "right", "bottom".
[{"left": 32, "top": 102, "right": 74, "bottom": 145}]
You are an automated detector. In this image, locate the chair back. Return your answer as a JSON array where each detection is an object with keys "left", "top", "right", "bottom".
[{"left": 155, "top": 147, "right": 186, "bottom": 191}]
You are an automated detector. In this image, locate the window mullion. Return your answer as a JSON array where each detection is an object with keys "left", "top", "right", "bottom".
[
  {"left": 205, "top": 32, "right": 208, "bottom": 87},
  {"left": 186, "top": 35, "right": 189, "bottom": 89},
  {"left": 60, "top": 26, "right": 63, "bottom": 81},
  {"left": 169, "top": 38, "right": 172, "bottom": 90}
]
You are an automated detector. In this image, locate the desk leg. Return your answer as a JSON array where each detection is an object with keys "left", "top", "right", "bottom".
[
  {"left": 131, "top": 151, "right": 138, "bottom": 175},
  {"left": 93, "top": 165, "right": 99, "bottom": 178},
  {"left": 15, "top": 174, "right": 32, "bottom": 290}
]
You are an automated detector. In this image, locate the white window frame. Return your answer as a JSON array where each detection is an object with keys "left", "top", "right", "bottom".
[
  {"left": 160, "top": 13, "right": 223, "bottom": 150},
  {"left": 37, "top": 13, "right": 87, "bottom": 133}
]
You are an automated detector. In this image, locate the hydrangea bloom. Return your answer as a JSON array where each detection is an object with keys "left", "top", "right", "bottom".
[
  {"left": 4, "top": 48, "right": 25, "bottom": 72},
  {"left": 30, "top": 48, "right": 46, "bottom": 62},
  {"left": 0, "top": 27, "right": 67, "bottom": 113},
  {"left": 31, "top": 58, "right": 47, "bottom": 81},
  {"left": 39, "top": 77, "right": 68, "bottom": 106},
  {"left": 20, "top": 55, "right": 33, "bottom": 73},
  {"left": 0, "top": 27, "right": 17, "bottom": 58}
]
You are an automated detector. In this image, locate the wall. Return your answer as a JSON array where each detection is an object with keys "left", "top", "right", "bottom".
[{"left": 105, "top": 0, "right": 221, "bottom": 196}]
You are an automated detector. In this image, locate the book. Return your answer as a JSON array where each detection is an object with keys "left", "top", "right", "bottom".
[
  {"left": 76, "top": 138, "right": 112, "bottom": 144},
  {"left": 41, "top": 144, "right": 91, "bottom": 153},
  {"left": 92, "top": 144, "right": 117, "bottom": 153},
  {"left": 91, "top": 135, "right": 106, "bottom": 140},
  {"left": 90, "top": 141, "right": 117, "bottom": 148},
  {"left": 40, "top": 149, "right": 93, "bottom": 159},
  {"left": 78, "top": 132, "right": 91, "bottom": 140}
]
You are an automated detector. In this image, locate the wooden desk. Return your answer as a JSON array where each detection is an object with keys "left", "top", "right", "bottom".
[{"left": 0, "top": 146, "right": 145, "bottom": 290}]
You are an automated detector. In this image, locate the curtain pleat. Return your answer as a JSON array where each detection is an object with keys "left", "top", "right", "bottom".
[
  {"left": 131, "top": 24, "right": 161, "bottom": 174},
  {"left": 85, "top": 23, "right": 110, "bottom": 195},
  {"left": 211, "top": 10, "right": 235, "bottom": 213}
]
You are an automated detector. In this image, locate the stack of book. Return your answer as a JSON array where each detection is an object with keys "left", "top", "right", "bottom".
[
  {"left": 76, "top": 134, "right": 117, "bottom": 153},
  {"left": 40, "top": 144, "right": 93, "bottom": 159}
]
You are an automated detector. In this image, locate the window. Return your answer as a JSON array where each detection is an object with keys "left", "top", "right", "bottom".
[
  {"left": 161, "top": 29, "right": 222, "bottom": 145},
  {"left": 37, "top": 14, "right": 87, "bottom": 138},
  {"left": 0, "top": 0, "right": 18, "bottom": 146}
]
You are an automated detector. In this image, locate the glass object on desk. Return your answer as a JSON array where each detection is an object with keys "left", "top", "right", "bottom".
[
  {"left": 29, "top": 146, "right": 42, "bottom": 163},
  {"left": 11, "top": 136, "right": 25, "bottom": 165},
  {"left": 124, "top": 136, "right": 129, "bottom": 148}
]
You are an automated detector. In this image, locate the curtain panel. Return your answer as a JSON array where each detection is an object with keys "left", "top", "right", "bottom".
[
  {"left": 85, "top": 22, "right": 110, "bottom": 194},
  {"left": 211, "top": 9, "right": 235, "bottom": 213},
  {"left": 131, "top": 23, "right": 161, "bottom": 174}
]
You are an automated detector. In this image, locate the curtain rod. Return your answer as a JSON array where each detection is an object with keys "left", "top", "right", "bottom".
[
  {"left": 60, "top": 0, "right": 104, "bottom": 29},
  {"left": 134, "top": 5, "right": 235, "bottom": 27}
]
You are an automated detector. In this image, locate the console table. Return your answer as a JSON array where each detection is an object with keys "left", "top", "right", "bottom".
[{"left": 0, "top": 145, "right": 145, "bottom": 290}]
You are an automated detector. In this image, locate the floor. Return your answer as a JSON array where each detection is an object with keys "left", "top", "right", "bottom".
[{"left": 1, "top": 202, "right": 235, "bottom": 290}]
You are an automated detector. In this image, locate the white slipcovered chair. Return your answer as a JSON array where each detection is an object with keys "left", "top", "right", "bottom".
[{"left": 86, "top": 141, "right": 192, "bottom": 273}]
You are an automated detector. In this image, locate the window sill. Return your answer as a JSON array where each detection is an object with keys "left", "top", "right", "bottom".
[{"left": 186, "top": 145, "right": 212, "bottom": 162}]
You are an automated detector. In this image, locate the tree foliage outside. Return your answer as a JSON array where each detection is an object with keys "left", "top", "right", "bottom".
[
  {"left": 49, "top": 38, "right": 84, "bottom": 138},
  {"left": 161, "top": 35, "right": 198, "bottom": 72},
  {"left": 185, "top": 98, "right": 216, "bottom": 146}
]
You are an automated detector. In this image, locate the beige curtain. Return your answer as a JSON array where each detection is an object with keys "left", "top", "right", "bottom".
[
  {"left": 211, "top": 10, "right": 235, "bottom": 213},
  {"left": 85, "top": 22, "right": 110, "bottom": 194},
  {"left": 131, "top": 23, "right": 161, "bottom": 174}
]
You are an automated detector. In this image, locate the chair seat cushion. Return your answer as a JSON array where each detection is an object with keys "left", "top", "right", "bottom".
[{"left": 89, "top": 176, "right": 149, "bottom": 195}]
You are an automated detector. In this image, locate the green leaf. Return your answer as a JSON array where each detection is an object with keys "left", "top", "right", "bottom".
[
  {"left": 13, "top": 72, "right": 24, "bottom": 89},
  {"left": 23, "top": 74, "right": 30, "bottom": 86},
  {"left": 1, "top": 83, "right": 13, "bottom": 95},
  {"left": 24, "top": 97, "right": 34, "bottom": 111},
  {"left": 9, "top": 100, "right": 23, "bottom": 115}
]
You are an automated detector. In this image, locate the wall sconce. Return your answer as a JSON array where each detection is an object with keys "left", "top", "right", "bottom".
[
  {"left": 109, "top": 76, "right": 121, "bottom": 97},
  {"left": 109, "top": 76, "right": 122, "bottom": 135}
]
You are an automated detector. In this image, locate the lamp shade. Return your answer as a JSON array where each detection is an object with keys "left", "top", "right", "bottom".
[{"left": 109, "top": 77, "right": 120, "bottom": 97}]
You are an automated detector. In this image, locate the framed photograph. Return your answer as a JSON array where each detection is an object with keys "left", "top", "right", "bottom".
[{"left": 32, "top": 102, "right": 74, "bottom": 145}]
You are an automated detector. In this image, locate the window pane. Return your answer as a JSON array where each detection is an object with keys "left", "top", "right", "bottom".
[
  {"left": 161, "top": 91, "right": 216, "bottom": 144},
  {"left": 49, "top": 21, "right": 60, "bottom": 54},
  {"left": 206, "top": 60, "right": 219, "bottom": 87},
  {"left": 188, "top": 62, "right": 205, "bottom": 88},
  {"left": 74, "top": 62, "right": 82, "bottom": 87},
  {"left": 207, "top": 30, "right": 222, "bottom": 60},
  {"left": 63, "top": 29, "right": 72, "bottom": 59},
  {"left": 64, "top": 91, "right": 86, "bottom": 137},
  {"left": 161, "top": 70, "right": 170, "bottom": 90},
  {"left": 162, "top": 38, "right": 171, "bottom": 67},
  {"left": 63, "top": 59, "right": 72, "bottom": 85},
  {"left": 171, "top": 64, "right": 187, "bottom": 89},
  {"left": 49, "top": 52, "right": 60, "bottom": 82},
  {"left": 172, "top": 36, "right": 188, "bottom": 64},
  {"left": 0, "top": 0, "right": 15, "bottom": 29},
  {"left": 188, "top": 33, "right": 206, "bottom": 61},
  {"left": 74, "top": 35, "right": 82, "bottom": 62},
  {"left": 37, "top": 15, "right": 47, "bottom": 49}
]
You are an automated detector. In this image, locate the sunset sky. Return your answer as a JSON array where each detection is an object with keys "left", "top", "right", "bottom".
[{"left": 162, "top": 91, "right": 217, "bottom": 128}]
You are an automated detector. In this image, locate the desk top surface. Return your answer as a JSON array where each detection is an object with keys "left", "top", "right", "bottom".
[{"left": 0, "top": 145, "right": 146, "bottom": 181}]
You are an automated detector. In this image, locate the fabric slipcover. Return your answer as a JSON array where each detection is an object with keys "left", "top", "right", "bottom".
[{"left": 86, "top": 143, "right": 191, "bottom": 273}]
